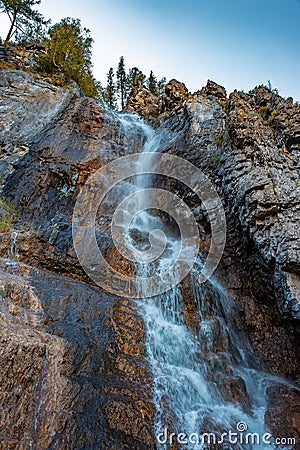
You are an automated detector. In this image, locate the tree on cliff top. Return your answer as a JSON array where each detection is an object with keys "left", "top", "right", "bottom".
[
  {"left": 0, "top": 0, "right": 49, "bottom": 44},
  {"left": 37, "top": 17, "right": 101, "bottom": 98},
  {"left": 126, "top": 67, "right": 146, "bottom": 94},
  {"left": 104, "top": 67, "right": 117, "bottom": 109},
  {"left": 147, "top": 70, "right": 158, "bottom": 95},
  {"left": 116, "top": 56, "right": 127, "bottom": 110}
]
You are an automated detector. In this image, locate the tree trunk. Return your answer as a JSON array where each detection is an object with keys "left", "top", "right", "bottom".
[{"left": 4, "top": 11, "right": 17, "bottom": 45}]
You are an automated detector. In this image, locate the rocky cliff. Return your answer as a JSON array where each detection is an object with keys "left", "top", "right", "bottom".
[
  {"left": 129, "top": 77, "right": 300, "bottom": 370},
  {"left": 0, "top": 69, "right": 155, "bottom": 449},
  {"left": 0, "top": 62, "right": 299, "bottom": 448}
]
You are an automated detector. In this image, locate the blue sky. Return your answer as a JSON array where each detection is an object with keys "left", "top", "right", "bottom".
[{"left": 1, "top": 0, "right": 300, "bottom": 99}]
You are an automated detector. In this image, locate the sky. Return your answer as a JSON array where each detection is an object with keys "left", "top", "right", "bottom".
[{"left": 1, "top": 0, "right": 300, "bottom": 100}]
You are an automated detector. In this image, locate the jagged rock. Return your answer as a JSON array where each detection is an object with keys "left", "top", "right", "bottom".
[
  {"left": 0, "top": 45, "right": 44, "bottom": 69},
  {"left": 2, "top": 95, "right": 144, "bottom": 228},
  {"left": 0, "top": 69, "right": 80, "bottom": 187},
  {"left": 200, "top": 79, "right": 227, "bottom": 100},
  {"left": 126, "top": 86, "right": 161, "bottom": 120},
  {"left": 162, "top": 79, "right": 190, "bottom": 112},
  {"left": 160, "top": 84, "right": 299, "bottom": 378},
  {"left": 0, "top": 69, "right": 80, "bottom": 146},
  {"left": 224, "top": 88, "right": 300, "bottom": 319},
  {"left": 126, "top": 78, "right": 190, "bottom": 121}
]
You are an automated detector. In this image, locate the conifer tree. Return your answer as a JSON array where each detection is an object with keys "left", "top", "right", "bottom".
[
  {"left": 104, "top": 67, "right": 116, "bottom": 108},
  {"left": 157, "top": 77, "right": 167, "bottom": 97},
  {"left": 127, "top": 67, "right": 145, "bottom": 94},
  {"left": 37, "top": 18, "right": 100, "bottom": 98},
  {"left": 147, "top": 70, "right": 158, "bottom": 95},
  {"left": 116, "top": 56, "right": 127, "bottom": 109},
  {"left": 0, "top": 0, "right": 49, "bottom": 44}
]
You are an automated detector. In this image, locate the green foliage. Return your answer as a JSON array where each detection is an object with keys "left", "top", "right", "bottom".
[
  {"left": 103, "top": 56, "right": 167, "bottom": 111},
  {"left": 216, "top": 130, "right": 224, "bottom": 148},
  {"left": 116, "top": 56, "right": 127, "bottom": 109},
  {"left": 0, "top": 0, "right": 49, "bottom": 44},
  {"left": 266, "top": 109, "right": 281, "bottom": 127},
  {"left": 220, "top": 100, "right": 229, "bottom": 114},
  {"left": 0, "top": 197, "right": 15, "bottom": 230},
  {"left": 213, "top": 151, "right": 221, "bottom": 162},
  {"left": 37, "top": 17, "right": 101, "bottom": 99},
  {"left": 0, "top": 216, "right": 12, "bottom": 231},
  {"left": 147, "top": 70, "right": 158, "bottom": 95},
  {"left": 126, "top": 66, "right": 145, "bottom": 94},
  {"left": 258, "top": 106, "right": 281, "bottom": 127},
  {"left": 103, "top": 67, "right": 116, "bottom": 108},
  {"left": 258, "top": 105, "right": 270, "bottom": 121},
  {"left": 157, "top": 77, "right": 166, "bottom": 97}
]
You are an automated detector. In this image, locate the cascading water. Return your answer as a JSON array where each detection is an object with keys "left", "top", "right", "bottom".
[
  {"left": 73, "top": 108, "right": 296, "bottom": 449},
  {"left": 110, "top": 110, "right": 296, "bottom": 449}
]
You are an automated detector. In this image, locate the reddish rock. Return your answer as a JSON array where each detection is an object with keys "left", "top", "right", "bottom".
[{"left": 265, "top": 384, "right": 300, "bottom": 447}]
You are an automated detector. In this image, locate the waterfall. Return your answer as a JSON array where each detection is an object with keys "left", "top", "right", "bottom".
[
  {"left": 110, "top": 111, "right": 295, "bottom": 449},
  {"left": 73, "top": 108, "right": 296, "bottom": 448}
]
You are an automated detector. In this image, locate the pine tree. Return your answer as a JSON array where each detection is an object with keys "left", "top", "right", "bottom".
[
  {"left": 147, "top": 70, "right": 158, "bottom": 95},
  {"left": 104, "top": 67, "right": 116, "bottom": 108},
  {"left": 0, "top": 0, "right": 49, "bottom": 44},
  {"left": 37, "top": 18, "right": 100, "bottom": 98},
  {"left": 116, "top": 56, "right": 127, "bottom": 110},
  {"left": 126, "top": 67, "right": 145, "bottom": 94},
  {"left": 157, "top": 77, "right": 167, "bottom": 97}
]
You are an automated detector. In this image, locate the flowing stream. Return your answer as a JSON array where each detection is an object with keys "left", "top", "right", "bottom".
[{"left": 110, "top": 111, "right": 294, "bottom": 449}]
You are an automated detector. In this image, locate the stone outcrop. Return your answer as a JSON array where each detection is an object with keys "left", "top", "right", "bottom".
[
  {"left": 223, "top": 88, "right": 300, "bottom": 321},
  {"left": 200, "top": 79, "right": 227, "bottom": 100},
  {"left": 0, "top": 69, "right": 80, "bottom": 186},
  {"left": 126, "top": 86, "right": 161, "bottom": 120},
  {"left": 127, "top": 78, "right": 190, "bottom": 123},
  {"left": 0, "top": 45, "right": 45, "bottom": 70},
  {"left": 144, "top": 81, "right": 300, "bottom": 379}
]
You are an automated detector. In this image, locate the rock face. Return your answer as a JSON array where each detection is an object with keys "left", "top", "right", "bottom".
[
  {"left": 200, "top": 79, "right": 227, "bottom": 100},
  {"left": 127, "top": 79, "right": 190, "bottom": 123},
  {"left": 0, "top": 259, "right": 154, "bottom": 449},
  {"left": 128, "top": 79, "right": 299, "bottom": 379},
  {"left": 130, "top": 80, "right": 299, "bottom": 379},
  {"left": 0, "top": 63, "right": 299, "bottom": 449},
  {"left": 0, "top": 45, "right": 44, "bottom": 69},
  {"left": 126, "top": 86, "right": 161, "bottom": 120},
  {"left": 0, "top": 69, "right": 80, "bottom": 186},
  {"left": 224, "top": 87, "right": 300, "bottom": 320},
  {"left": 0, "top": 68, "right": 156, "bottom": 449}
]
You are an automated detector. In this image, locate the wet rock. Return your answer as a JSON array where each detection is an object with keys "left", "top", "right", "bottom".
[
  {"left": 2, "top": 95, "right": 143, "bottom": 229},
  {"left": 238, "top": 296, "right": 299, "bottom": 377},
  {"left": 0, "top": 69, "right": 80, "bottom": 147},
  {"left": 161, "top": 83, "right": 299, "bottom": 378},
  {"left": 0, "top": 259, "right": 154, "bottom": 449},
  {"left": 0, "top": 62, "right": 299, "bottom": 448},
  {"left": 265, "top": 384, "right": 300, "bottom": 445}
]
